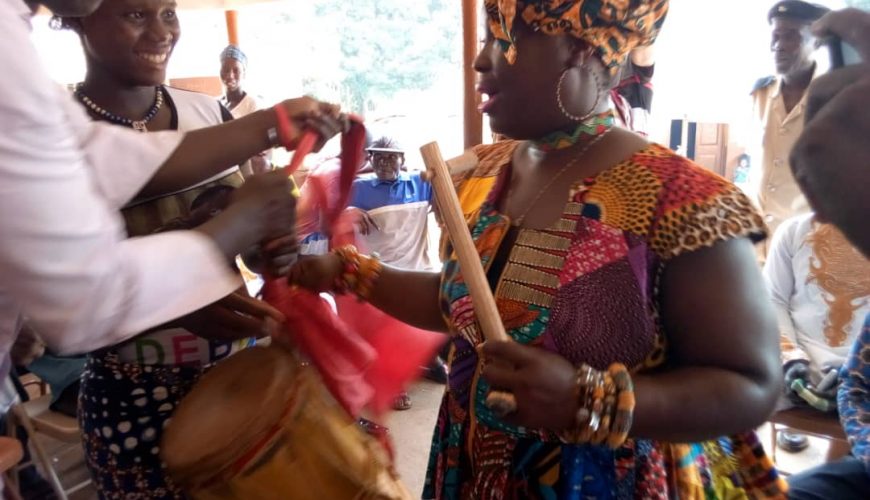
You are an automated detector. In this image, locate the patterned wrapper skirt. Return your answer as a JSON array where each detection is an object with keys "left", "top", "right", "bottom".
[{"left": 78, "top": 352, "right": 207, "bottom": 500}]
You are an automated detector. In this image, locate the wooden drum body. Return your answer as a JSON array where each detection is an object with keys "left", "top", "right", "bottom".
[{"left": 161, "top": 345, "right": 410, "bottom": 499}]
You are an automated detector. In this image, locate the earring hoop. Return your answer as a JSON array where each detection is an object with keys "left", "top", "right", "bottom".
[{"left": 556, "top": 64, "right": 603, "bottom": 122}]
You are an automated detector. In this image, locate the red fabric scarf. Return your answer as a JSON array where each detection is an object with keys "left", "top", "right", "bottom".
[{"left": 262, "top": 120, "right": 444, "bottom": 417}]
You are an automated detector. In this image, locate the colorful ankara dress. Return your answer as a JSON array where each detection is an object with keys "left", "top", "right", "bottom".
[{"left": 423, "top": 140, "right": 788, "bottom": 499}]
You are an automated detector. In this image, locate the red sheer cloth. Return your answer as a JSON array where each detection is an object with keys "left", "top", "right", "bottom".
[{"left": 263, "top": 120, "right": 444, "bottom": 417}]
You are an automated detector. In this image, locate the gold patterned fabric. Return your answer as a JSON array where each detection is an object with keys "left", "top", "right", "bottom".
[
  {"left": 806, "top": 223, "right": 870, "bottom": 348},
  {"left": 123, "top": 171, "right": 244, "bottom": 237},
  {"left": 484, "top": 0, "right": 670, "bottom": 71}
]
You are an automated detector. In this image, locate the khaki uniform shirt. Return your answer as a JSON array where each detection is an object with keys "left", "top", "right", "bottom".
[{"left": 749, "top": 76, "right": 812, "bottom": 257}]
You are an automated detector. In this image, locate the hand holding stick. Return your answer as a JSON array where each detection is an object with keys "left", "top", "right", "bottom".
[{"left": 420, "top": 142, "right": 517, "bottom": 417}]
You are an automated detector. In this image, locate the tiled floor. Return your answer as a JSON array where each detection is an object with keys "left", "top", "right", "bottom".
[{"left": 29, "top": 381, "right": 840, "bottom": 499}]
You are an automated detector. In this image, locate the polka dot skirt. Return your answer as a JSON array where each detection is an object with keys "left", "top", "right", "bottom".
[{"left": 78, "top": 352, "right": 207, "bottom": 499}]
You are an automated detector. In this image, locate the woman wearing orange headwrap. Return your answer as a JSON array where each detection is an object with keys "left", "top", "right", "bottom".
[{"left": 290, "top": 1, "right": 787, "bottom": 498}]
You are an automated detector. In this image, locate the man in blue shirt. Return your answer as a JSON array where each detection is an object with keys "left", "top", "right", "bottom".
[
  {"left": 347, "top": 137, "right": 444, "bottom": 412},
  {"left": 348, "top": 137, "right": 435, "bottom": 271}
]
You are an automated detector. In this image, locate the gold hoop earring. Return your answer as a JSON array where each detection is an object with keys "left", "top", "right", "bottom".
[{"left": 556, "top": 65, "right": 603, "bottom": 122}]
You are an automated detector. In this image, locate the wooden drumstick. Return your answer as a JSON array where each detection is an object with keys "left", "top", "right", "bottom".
[
  {"left": 420, "top": 142, "right": 517, "bottom": 417},
  {"left": 420, "top": 149, "right": 479, "bottom": 182},
  {"left": 420, "top": 143, "right": 506, "bottom": 342}
]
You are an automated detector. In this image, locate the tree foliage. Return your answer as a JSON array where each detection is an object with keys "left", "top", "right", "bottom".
[{"left": 296, "top": 0, "right": 461, "bottom": 114}]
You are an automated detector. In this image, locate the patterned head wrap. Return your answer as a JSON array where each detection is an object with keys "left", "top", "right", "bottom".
[
  {"left": 484, "top": 0, "right": 669, "bottom": 72},
  {"left": 220, "top": 45, "right": 248, "bottom": 67}
]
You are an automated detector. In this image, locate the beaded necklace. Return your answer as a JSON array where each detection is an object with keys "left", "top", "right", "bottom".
[
  {"left": 532, "top": 111, "right": 615, "bottom": 153},
  {"left": 507, "top": 111, "right": 616, "bottom": 227},
  {"left": 75, "top": 84, "right": 164, "bottom": 132}
]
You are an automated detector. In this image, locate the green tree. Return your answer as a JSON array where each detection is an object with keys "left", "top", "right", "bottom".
[{"left": 307, "top": 0, "right": 461, "bottom": 114}]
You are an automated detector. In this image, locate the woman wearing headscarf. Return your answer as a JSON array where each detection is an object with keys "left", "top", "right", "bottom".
[
  {"left": 290, "top": 1, "right": 786, "bottom": 498},
  {"left": 219, "top": 44, "right": 271, "bottom": 177},
  {"left": 220, "top": 44, "right": 258, "bottom": 118}
]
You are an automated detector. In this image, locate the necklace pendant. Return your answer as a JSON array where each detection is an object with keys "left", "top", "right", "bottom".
[{"left": 132, "top": 121, "right": 147, "bottom": 132}]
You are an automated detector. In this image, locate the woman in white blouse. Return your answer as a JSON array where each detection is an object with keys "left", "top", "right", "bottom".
[
  {"left": 0, "top": 2, "right": 345, "bottom": 447},
  {"left": 1, "top": 0, "right": 338, "bottom": 491},
  {"left": 50, "top": 0, "right": 334, "bottom": 496},
  {"left": 1, "top": 0, "right": 341, "bottom": 361}
]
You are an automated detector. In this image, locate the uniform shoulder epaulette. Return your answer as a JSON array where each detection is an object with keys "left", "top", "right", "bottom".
[{"left": 751, "top": 76, "right": 776, "bottom": 95}]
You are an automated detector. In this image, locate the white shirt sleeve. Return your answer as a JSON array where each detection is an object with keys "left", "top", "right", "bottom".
[
  {"left": 63, "top": 93, "right": 187, "bottom": 209},
  {"left": 763, "top": 216, "right": 805, "bottom": 362},
  {"left": 0, "top": 0, "right": 240, "bottom": 354}
]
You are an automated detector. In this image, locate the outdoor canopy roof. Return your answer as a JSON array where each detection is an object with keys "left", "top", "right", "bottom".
[{"left": 35, "top": 0, "right": 483, "bottom": 148}]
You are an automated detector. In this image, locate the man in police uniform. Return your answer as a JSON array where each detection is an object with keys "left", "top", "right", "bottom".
[
  {"left": 752, "top": 1, "right": 831, "bottom": 454},
  {"left": 750, "top": 1, "right": 829, "bottom": 255}
]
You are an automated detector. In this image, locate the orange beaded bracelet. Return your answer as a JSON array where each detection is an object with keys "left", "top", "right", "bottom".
[
  {"left": 332, "top": 245, "right": 383, "bottom": 300},
  {"left": 607, "top": 363, "right": 635, "bottom": 449}
]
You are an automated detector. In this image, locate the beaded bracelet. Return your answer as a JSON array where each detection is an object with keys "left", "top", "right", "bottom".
[
  {"left": 607, "top": 363, "right": 635, "bottom": 448},
  {"left": 558, "top": 362, "right": 635, "bottom": 449},
  {"left": 332, "top": 245, "right": 383, "bottom": 300}
]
